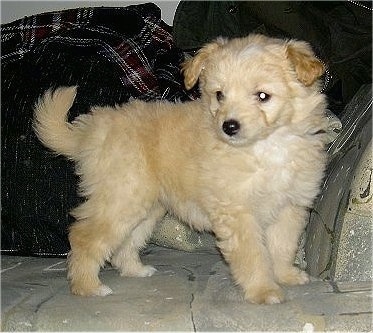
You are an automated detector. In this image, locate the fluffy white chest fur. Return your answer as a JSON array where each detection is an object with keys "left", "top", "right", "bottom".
[{"left": 252, "top": 127, "right": 325, "bottom": 205}]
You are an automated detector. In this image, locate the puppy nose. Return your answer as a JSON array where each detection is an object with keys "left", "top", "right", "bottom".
[{"left": 222, "top": 119, "right": 240, "bottom": 136}]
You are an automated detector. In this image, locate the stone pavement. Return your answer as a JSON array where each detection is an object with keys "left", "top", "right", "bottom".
[{"left": 1, "top": 246, "right": 372, "bottom": 332}]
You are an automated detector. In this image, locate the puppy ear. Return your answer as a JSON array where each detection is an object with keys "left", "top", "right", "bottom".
[
  {"left": 286, "top": 40, "right": 325, "bottom": 87},
  {"left": 181, "top": 40, "right": 224, "bottom": 90}
]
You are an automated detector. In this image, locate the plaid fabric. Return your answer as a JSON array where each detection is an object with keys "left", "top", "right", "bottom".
[
  {"left": 1, "top": 3, "right": 198, "bottom": 257},
  {"left": 1, "top": 3, "right": 197, "bottom": 101}
]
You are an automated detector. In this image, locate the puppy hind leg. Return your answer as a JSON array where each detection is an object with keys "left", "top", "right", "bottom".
[
  {"left": 266, "top": 205, "right": 310, "bottom": 286},
  {"left": 68, "top": 216, "right": 125, "bottom": 297},
  {"left": 111, "top": 205, "right": 166, "bottom": 277},
  {"left": 67, "top": 198, "right": 155, "bottom": 296},
  {"left": 213, "top": 211, "right": 284, "bottom": 304}
]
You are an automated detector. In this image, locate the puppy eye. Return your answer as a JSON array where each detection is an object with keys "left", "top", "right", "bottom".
[
  {"left": 216, "top": 91, "right": 224, "bottom": 102},
  {"left": 257, "top": 92, "right": 271, "bottom": 102}
]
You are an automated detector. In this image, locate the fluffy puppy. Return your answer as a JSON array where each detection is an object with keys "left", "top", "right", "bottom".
[{"left": 33, "top": 34, "right": 328, "bottom": 304}]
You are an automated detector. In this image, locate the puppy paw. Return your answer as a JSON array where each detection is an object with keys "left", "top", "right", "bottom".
[
  {"left": 71, "top": 283, "right": 113, "bottom": 297},
  {"left": 120, "top": 264, "right": 157, "bottom": 278},
  {"left": 276, "top": 267, "right": 310, "bottom": 286},
  {"left": 244, "top": 283, "right": 285, "bottom": 305},
  {"left": 95, "top": 284, "right": 114, "bottom": 296},
  {"left": 136, "top": 265, "right": 157, "bottom": 277}
]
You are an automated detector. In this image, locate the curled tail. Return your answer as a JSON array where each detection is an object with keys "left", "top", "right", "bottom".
[{"left": 33, "top": 86, "right": 78, "bottom": 157}]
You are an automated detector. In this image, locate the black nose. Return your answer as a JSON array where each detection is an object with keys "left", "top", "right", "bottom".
[{"left": 222, "top": 119, "right": 240, "bottom": 136}]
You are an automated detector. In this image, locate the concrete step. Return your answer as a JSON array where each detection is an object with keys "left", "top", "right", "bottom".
[{"left": 1, "top": 246, "right": 371, "bottom": 331}]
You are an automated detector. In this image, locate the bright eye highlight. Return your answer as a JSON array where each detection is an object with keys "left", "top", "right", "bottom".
[{"left": 257, "top": 92, "right": 271, "bottom": 102}]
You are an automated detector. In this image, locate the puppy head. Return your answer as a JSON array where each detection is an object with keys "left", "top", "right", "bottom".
[{"left": 182, "top": 34, "right": 326, "bottom": 146}]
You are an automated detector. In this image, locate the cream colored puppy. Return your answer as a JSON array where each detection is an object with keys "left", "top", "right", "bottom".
[{"left": 34, "top": 34, "right": 328, "bottom": 304}]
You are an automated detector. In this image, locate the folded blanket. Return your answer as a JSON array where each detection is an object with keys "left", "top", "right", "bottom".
[{"left": 1, "top": 3, "right": 198, "bottom": 256}]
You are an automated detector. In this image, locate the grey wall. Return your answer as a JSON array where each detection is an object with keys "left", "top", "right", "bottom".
[{"left": 1, "top": 1, "right": 179, "bottom": 25}]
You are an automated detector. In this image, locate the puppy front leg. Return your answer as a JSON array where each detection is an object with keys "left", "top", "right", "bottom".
[
  {"left": 266, "top": 204, "right": 310, "bottom": 285},
  {"left": 213, "top": 212, "right": 284, "bottom": 304}
]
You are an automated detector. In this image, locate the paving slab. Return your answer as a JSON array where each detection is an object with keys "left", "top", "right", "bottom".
[{"left": 1, "top": 246, "right": 372, "bottom": 331}]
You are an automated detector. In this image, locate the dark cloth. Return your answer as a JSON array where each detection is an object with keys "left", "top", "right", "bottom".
[
  {"left": 173, "top": 1, "right": 372, "bottom": 114},
  {"left": 1, "top": 3, "right": 196, "bottom": 256}
]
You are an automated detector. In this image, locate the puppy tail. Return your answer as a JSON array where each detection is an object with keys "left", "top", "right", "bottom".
[{"left": 33, "top": 86, "right": 78, "bottom": 158}]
